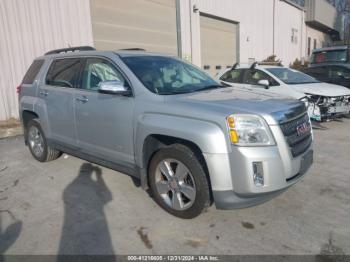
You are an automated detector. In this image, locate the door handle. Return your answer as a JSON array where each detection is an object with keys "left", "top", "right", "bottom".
[
  {"left": 76, "top": 96, "right": 89, "bottom": 103},
  {"left": 39, "top": 90, "right": 49, "bottom": 97}
]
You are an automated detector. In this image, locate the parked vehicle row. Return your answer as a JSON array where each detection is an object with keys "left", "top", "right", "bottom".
[
  {"left": 218, "top": 63, "right": 350, "bottom": 122},
  {"left": 18, "top": 47, "right": 313, "bottom": 218}
]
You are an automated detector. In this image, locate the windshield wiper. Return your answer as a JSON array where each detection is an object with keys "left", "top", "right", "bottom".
[
  {"left": 194, "top": 85, "right": 227, "bottom": 92},
  {"left": 158, "top": 90, "right": 193, "bottom": 95},
  {"left": 158, "top": 84, "right": 227, "bottom": 95}
]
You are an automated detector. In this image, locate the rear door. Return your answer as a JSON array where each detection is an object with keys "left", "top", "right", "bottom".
[
  {"left": 74, "top": 57, "right": 135, "bottom": 165},
  {"left": 40, "top": 58, "right": 81, "bottom": 147}
]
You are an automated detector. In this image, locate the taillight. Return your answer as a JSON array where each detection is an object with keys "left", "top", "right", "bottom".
[{"left": 16, "top": 85, "right": 22, "bottom": 94}]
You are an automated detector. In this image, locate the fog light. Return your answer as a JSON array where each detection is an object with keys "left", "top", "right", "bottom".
[{"left": 252, "top": 162, "right": 264, "bottom": 186}]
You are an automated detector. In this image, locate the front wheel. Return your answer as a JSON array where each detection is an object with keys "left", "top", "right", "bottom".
[
  {"left": 26, "top": 119, "right": 61, "bottom": 162},
  {"left": 148, "top": 144, "right": 210, "bottom": 219}
]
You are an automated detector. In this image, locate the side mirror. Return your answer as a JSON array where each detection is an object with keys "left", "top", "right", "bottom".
[
  {"left": 257, "top": 79, "right": 270, "bottom": 89},
  {"left": 98, "top": 81, "right": 132, "bottom": 96}
]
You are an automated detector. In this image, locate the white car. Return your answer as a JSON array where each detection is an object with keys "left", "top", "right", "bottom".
[{"left": 218, "top": 63, "right": 350, "bottom": 121}]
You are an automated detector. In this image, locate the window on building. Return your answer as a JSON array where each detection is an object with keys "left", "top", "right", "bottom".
[
  {"left": 313, "top": 39, "right": 317, "bottom": 50},
  {"left": 46, "top": 58, "right": 82, "bottom": 88},
  {"left": 307, "top": 37, "right": 311, "bottom": 56},
  {"left": 291, "top": 28, "right": 298, "bottom": 44}
]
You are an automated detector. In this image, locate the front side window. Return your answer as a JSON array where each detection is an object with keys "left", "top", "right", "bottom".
[
  {"left": 266, "top": 68, "right": 319, "bottom": 85},
  {"left": 329, "top": 66, "right": 350, "bottom": 79},
  {"left": 46, "top": 58, "right": 81, "bottom": 88},
  {"left": 304, "top": 67, "right": 327, "bottom": 78},
  {"left": 220, "top": 69, "right": 244, "bottom": 83},
  {"left": 243, "top": 69, "right": 279, "bottom": 86},
  {"left": 121, "top": 56, "right": 219, "bottom": 95},
  {"left": 81, "top": 58, "right": 128, "bottom": 91}
]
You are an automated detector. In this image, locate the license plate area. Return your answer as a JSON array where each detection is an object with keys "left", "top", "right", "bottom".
[{"left": 300, "top": 150, "right": 313, "bottom": 176}]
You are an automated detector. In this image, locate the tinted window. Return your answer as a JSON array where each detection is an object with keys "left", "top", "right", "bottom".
[
  {"left": 243, "top": 69, "right": 279, "bottom": 86},
  {"left": 121, "top": 56, "right": 219, "bottom": 95},
  {"left": 81, "top": 58, "right": 128, "bottom": 91},
  {"left": 304, "top": 67, "right": 328, "bottom": 78},
  {"left": 22, "top": 60, "right": 44, "bottom": 84},
  {"left": 329, "top": 66, "right": 350, "bottom": 79},
  {"left": 46, "top": 58, "right": 81, "bottom": 88},
  {"left": 266, "top": 68, "right": 319, "bottom": 85},
  {"left": 220, "top": 69, "right": 244, "bottom": 83},
  {"left": 311, "top": 50, "right": 348, "bottom": 64}
]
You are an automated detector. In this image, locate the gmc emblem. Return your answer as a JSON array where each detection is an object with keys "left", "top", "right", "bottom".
[{"left": 296, "top": 122, "right": 311, "bottom": 136}]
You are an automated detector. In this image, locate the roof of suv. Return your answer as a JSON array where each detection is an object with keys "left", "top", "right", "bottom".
[
  {"left": 313, "top": 45, "right": 349, "bottom": 53},
  {"left": 40, "top": 46, "right": 173, "bottom": 60}
]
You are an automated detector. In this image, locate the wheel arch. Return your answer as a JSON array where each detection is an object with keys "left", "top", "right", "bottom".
[
  {"left": 140, "top": 134, "right": 213, "bottom": 202},
  {"left": 21, "top": 110, "right": 39, "bottom": 144}
]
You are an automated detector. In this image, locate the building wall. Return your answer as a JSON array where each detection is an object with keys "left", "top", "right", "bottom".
[
  {"left": 179, "top": 0, "right": 274, "bottom": 66},
  {"left": 0, "top": 0, "right": 93, "bottom": 121},
  {"left": 306, "top": 25, "right": 331, "bottom": 55},
  {"left": 274, "top": 0, "right": 306, "bottom": 65},
  {"left": 179, "top": 0, "right": 309, "bottom": 67}
]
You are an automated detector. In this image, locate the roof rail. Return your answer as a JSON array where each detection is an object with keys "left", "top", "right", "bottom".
[
  {"left": 45, "top": 46, "right": 96, "bottom": 55},
  {"left": 250, "top": 61, "right": 283, "bottom": 69},
  {"left": 119, "top": 48, "right": 146, "bottom": 51}
]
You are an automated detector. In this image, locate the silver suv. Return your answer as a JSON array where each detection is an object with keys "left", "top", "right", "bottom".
[{"left": 18, "top": 46, "right": 313, "bottom": 218}]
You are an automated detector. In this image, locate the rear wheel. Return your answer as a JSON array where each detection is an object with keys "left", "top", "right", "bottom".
[
  {"left": 26, "top": 119, "right": 61, "bottom": 162},
  {"left": 149, "top": 144, "right": 210, "bottom": 219}
]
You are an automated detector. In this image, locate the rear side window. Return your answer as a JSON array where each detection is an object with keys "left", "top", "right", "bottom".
[
  {"left": 220, "top": 69, "right": 244, "bottom": 83},
  {"left": 22, "top": 60, "right": 44, "bottom": 84},
  {"left": 46, "top": 58, "right": 81, "bottom": 88}
]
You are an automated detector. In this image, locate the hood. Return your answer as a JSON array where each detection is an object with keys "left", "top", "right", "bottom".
[
  {"left": 291, "top": 82, "right": 350, "bottom": 97},
  {"left": 167, "top": 87, "right": 306, "bottom": 125},
  {"left": 222, "top": 81, "right": 305, "bottom": 100}
]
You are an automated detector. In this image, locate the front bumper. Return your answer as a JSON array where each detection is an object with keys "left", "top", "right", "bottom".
[{"left": 203, "top": 126, "right": 313, "bottom": 209}]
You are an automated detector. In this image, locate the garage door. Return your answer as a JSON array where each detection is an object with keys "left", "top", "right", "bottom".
[
  {"left": 200, "top": 15, "right": 238, "bottom": 77},
  {"left": 90, "top": 0, "right": 178, "bottom": 55}
]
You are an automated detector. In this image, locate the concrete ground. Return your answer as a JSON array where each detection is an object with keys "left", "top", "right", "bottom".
[
  {"left": 0, "top": 119, "right": 23, "bottom": 139},
  {"left": 0, "top": 120, "right": 349, "bottom": 255}
]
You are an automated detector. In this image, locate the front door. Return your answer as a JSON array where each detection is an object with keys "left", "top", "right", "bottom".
[
  {"left": 74, "top": 57, "right": 135, "bottom": 165},
  {"left": 41, "top": 58, "right": 82, "bottom": 147}
]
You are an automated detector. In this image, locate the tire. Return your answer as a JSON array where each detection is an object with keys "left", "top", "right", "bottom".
[
  {"left": 148, "top": 144, "right": 210, "bottom": 219},
  {"left": 26, "top": 119, "right": 61, "bottom": 162}
]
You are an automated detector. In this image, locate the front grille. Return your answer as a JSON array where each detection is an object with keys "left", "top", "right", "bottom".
[{"left": 280, "top": 113, "right": 312, "bottom": 157}]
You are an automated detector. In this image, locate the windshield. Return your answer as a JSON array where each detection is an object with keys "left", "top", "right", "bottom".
[
  {"left": 311, "top": 50, "right": 348, "bottom": 64},
  {"left": 266, "top": 68, "right": 319, "bottom": 85},
  {"left": 121, "top": 56, "right": 221, "bottom": 95}
]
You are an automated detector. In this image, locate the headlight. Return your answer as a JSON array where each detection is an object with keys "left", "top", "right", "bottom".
[
  {"left": 226, "top": 114, "right": 275, "bottom": 146},
  {"left": 299, "top": 96, "right": 309, "bottom": 108}
]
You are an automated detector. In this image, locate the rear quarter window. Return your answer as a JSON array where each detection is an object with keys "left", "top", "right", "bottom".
[{"left": 22, "top": 60, "right": 45, "bottom": 84}]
